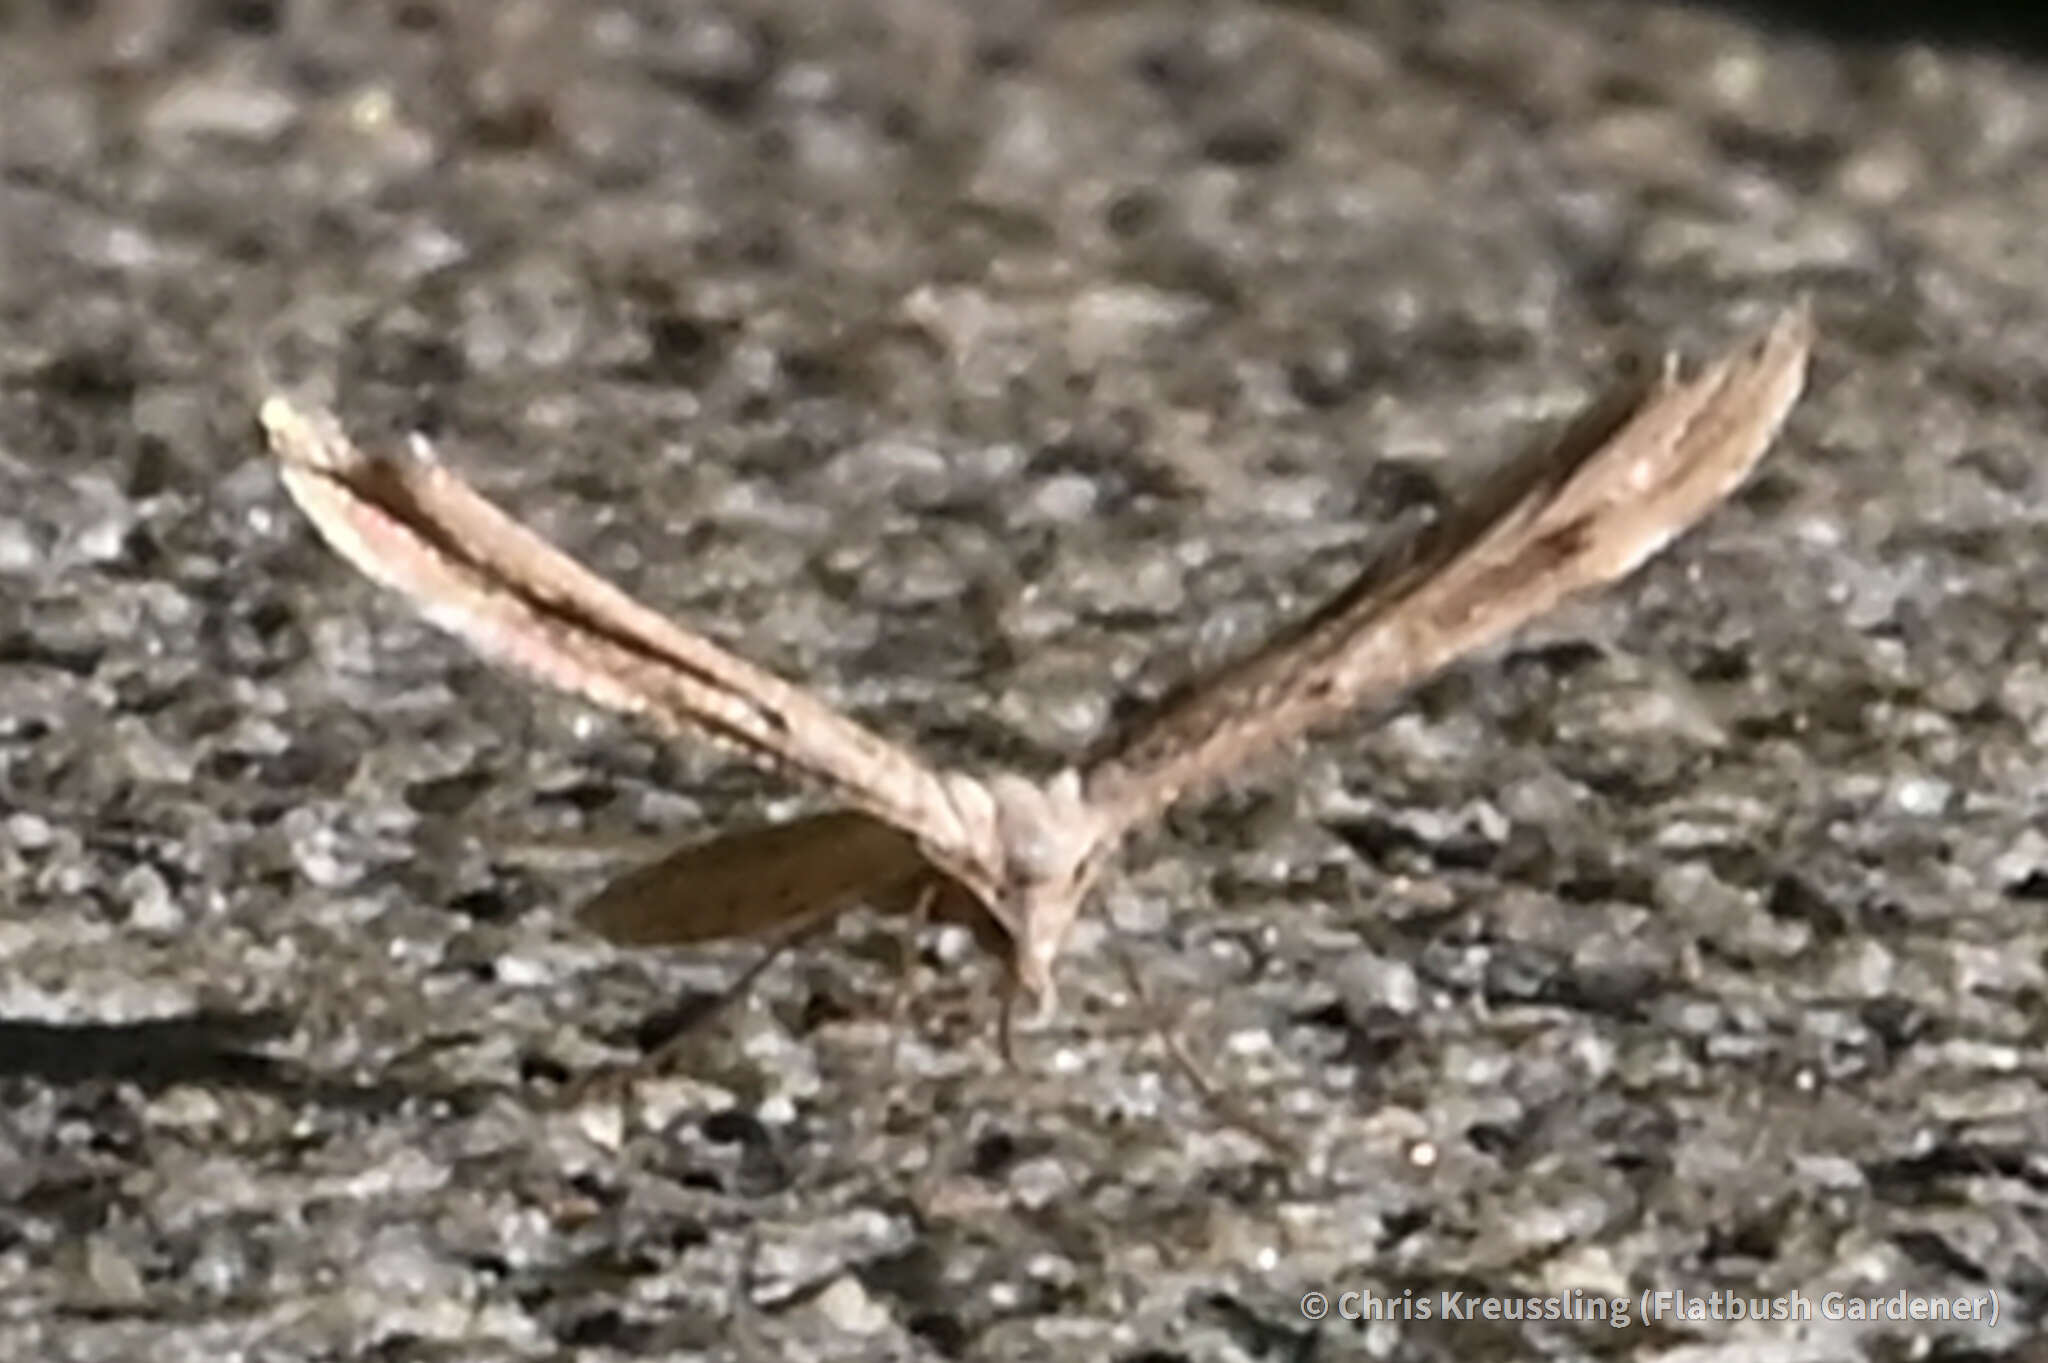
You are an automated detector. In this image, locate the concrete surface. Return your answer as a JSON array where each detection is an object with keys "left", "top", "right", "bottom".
[{"left": 2, "top": 1, "right": 2045, "bottom": 1359}]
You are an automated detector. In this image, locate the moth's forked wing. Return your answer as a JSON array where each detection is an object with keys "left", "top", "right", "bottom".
[
  {"left": 260, "top": 399, "right": 976, "bottom": 865},
  {"left": 576, "top": 809, "right": 931, "bottom": 945},
  {"left": 1083, "top": 305, "right": 1814, "bottom": 837}
]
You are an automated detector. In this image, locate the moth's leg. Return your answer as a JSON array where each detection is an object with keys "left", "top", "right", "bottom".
[
  {"left": 998, "top": 977, "right": 1023, "bottom": 1069},
  {"left": 887, "top": 880, "right": 939, "bottom": 1029},
  {"left": 882, "top": 877, "right": 1017, "bottom": 1058},
  {"left": 554, "top": 896, "right": 846, "bottom": 1109},
  {"left": 1108, "top": 940, "right": 1301, "bottom": 1161}
]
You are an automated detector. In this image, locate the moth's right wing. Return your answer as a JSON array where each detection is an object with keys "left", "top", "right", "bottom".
[{"left": 260, "top": 399, "right": 982, "bottom": 869}]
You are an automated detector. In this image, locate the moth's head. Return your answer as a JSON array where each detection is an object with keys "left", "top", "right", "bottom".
[{"left": 983, "top": 769, "right": 1115, "bottom": 1021}]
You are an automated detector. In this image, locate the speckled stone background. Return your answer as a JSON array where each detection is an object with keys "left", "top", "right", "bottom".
[{"left": 4, "top": 2, "right": 2047, "bottom": 1360}]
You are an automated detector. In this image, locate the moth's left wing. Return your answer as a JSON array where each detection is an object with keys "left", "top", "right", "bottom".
[{"left": 1083, "top": 306, "right": 1814, "bottom": 837}]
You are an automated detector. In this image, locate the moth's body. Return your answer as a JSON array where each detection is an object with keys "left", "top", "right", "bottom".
[{"left": 260, "top": 307, "right": 1813, "bottom": 1028}]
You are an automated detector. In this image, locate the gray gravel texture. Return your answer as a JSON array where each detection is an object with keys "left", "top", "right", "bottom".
[{"left": 3, "top": 1, "right": 2046, "bottom": 1360}]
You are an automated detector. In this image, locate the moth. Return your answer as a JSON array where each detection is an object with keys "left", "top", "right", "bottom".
[{"left": 260, "top": 305, "right": 1812, "bottom": 1032}]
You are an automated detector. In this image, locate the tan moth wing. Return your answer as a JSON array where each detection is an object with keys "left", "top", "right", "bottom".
[
  {"left": 259, "top": 399, "right": 985, "bottom": 896},
  {"left": 576, "top": 810, "right": 929, "bottom": 945},
  {"left": 1081, "top": 306, "right": 1813, "bottom": 838}
]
